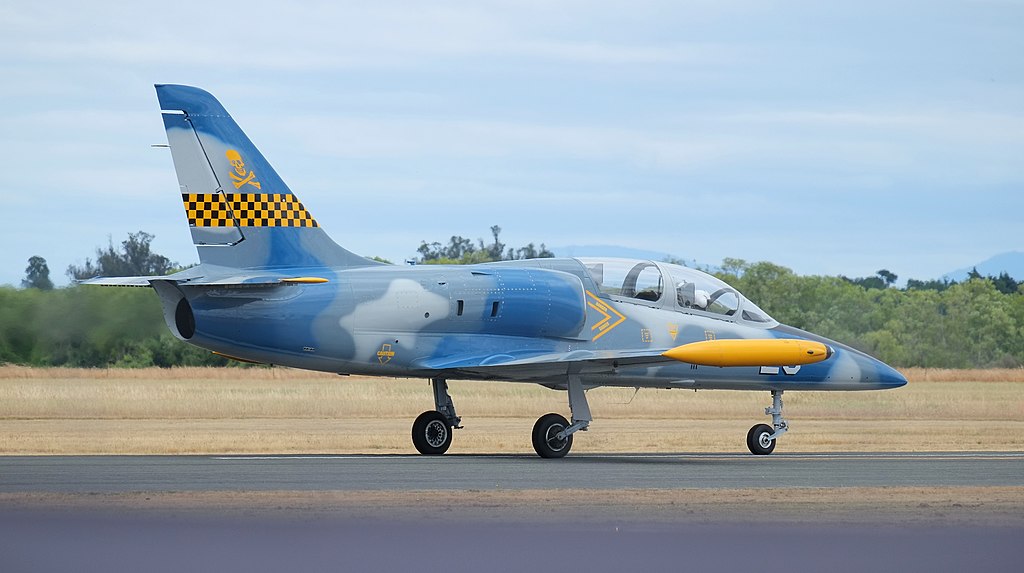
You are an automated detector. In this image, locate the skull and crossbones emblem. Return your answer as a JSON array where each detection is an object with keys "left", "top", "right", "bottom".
[{"left": 225, "top": 149, "right": 261, "bottom": 190}]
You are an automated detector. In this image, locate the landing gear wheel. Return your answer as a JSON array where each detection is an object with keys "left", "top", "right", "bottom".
[
  {"left": 532, "top": 413, "right": 573, "bottom": 459},
  {"left": 412, "top": 410, "right": 452, "bottom": 455},
  {"left": 746, "top": 423, "right": 776, "bottom": 455}
]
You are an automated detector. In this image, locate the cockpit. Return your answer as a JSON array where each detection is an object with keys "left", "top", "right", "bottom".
[{"left": 578, "top": 258, "right": 775, "bottom": 325}]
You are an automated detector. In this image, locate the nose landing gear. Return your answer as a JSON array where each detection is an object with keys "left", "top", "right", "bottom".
[{"left": 747, "top": 390, "right": 787, "bottom": 455}]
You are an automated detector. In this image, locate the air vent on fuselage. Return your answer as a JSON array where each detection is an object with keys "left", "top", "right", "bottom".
[{"left": 490, "top": 301, "right": 500, "bottom": 317}]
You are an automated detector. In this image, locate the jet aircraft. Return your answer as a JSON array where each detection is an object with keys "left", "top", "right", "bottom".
[{"left": 85, "top": 85, "right": 908, "bottom": 457}]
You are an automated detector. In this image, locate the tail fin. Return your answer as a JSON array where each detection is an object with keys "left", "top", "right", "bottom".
[{"left": 155, "top": 84, "right": 379, "bottom": 269}]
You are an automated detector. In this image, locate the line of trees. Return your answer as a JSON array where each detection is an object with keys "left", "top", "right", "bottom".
[
  {"left": 715, "top": 260, "right": 1023, "bottom": 369},
  {"left": 417, "top": 225, "right": 554, "bottom": 264},
  {"left": 0, "top": 286, "right": 229, "bottom": 367},
  {"left": 4, "top": 232, "right": 1023, "bottom": 369},
  {"left": 6, "top": 232, "right": 226, "bottom": 367}
]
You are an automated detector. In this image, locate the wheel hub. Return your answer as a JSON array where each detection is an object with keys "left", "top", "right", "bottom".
[
  {"left": 425, "top": 420, "right": 448, "bottom": 448},
  {"left": 545, "top": 424, "right": 568, "bottom": 452}
]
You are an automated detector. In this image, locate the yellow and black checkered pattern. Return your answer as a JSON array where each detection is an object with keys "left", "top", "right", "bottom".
[{"left": 182, "top": 193, "right": 318, "bottom": 228}]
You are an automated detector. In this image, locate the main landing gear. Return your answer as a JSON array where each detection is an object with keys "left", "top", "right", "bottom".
[
  {"left": 411, "top": 375, "right": 592, "bottom": 459},
  {"left": 746, "top": 390, "right": 788, "bottom": 455},
  {"left": 411, "top": 378, "right": 462, "bottom": 455},
  {"left": 532, "top": 374, "right": 591, "bottom": 458}
]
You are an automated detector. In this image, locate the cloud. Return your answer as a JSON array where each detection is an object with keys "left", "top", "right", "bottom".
[
  {"left": 1, "top": 0, "right": 1021, "bottom": 287},
  {"left": 277, "top": 115, "right": 726, "bottom": 169},
  {"left": 0, "top": 2, "right": 745, "bottom": 71}
]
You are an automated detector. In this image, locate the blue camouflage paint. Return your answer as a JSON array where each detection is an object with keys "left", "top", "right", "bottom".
[{"left": 450, "top": 267, "right": 586, "bottom": 339}]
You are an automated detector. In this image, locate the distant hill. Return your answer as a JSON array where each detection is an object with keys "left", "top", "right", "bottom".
[
  {"left": 943, "top": 251, "right": 1024, "bottom": 282},
  {"left": 550, "top": 245, "right": 702, "bottom": 268}
]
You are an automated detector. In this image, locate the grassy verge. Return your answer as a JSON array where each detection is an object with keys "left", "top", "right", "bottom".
[{"left": 0, "top": 366, "right": 1021, "bottom": 454}]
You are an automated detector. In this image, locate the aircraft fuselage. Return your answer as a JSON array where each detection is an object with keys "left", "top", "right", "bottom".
[{"left": 168, "top": 258, "right": 905, "bottom": 392}]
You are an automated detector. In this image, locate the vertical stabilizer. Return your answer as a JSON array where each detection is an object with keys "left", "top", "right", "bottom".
[{"left": 155, "top": 84, "right": 380, "bottom": 269}]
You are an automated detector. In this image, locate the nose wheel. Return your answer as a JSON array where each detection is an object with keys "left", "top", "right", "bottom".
[
  {"left": 746, "top": 423, "right": 776, "bottom": 455},
  {"left": 746, "top": 390, "right": 787, "bottom": 455}
]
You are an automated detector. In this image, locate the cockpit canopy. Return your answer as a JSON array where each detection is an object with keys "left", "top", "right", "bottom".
[{"left": 578, "top": 258, "right": 775, "bottom": 325}]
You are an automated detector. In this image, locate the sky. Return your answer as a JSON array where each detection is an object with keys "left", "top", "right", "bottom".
[{"left": 1, "top": 0, "right": 1022, "bottom": 287}]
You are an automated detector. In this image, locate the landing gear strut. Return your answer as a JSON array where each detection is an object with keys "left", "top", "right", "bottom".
[
  {"left": 532, "top": 374, "right": 591, "bottom": 458},
  {"left": 747, "top": 390, "right": 787, "bottom": 455},
  {"left": 412, "top": 378, "right": 461, "bottom": 455}
]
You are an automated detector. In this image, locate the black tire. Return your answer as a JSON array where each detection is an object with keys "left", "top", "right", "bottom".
[
  {"left": 746, "top": 423, "right": 776, "bottom": 455},
  {"left": 412, "top": 410, "right": 452, "bottom": 455},
  {"left": 532, "top": 413, "right": 573, "bottom": 459}
]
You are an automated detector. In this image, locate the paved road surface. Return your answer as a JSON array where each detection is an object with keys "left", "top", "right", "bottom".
[{"left": 1, "top": 452, "right": 1022, "bottom": 493}]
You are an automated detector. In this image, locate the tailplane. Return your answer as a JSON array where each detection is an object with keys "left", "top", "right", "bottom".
[{"left": 156, "top": 84, "right": 378, "bottom": 269}]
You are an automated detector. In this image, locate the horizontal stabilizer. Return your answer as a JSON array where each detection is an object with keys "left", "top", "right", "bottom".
[
  {"left": 80, "top": 274, "right": 329, "bottom": 288},
  {"left": 662, "top": 339, "right": 832, "bottom": 367},
  {"left": 78, "top": 275, "right": 183, "bottom": 287}
]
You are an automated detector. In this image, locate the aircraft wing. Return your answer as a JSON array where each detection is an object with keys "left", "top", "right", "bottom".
[
  {"left": 416, "top": 337, "right": 833, "bottom": 379},
  {"left": 414, "top": 348, "right": 676, "bottom": 379},
  {"left": 79, "top": 275, "right": 178, "bottom": 287}
]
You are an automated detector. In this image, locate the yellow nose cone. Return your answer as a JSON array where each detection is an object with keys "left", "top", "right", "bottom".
[{"left": 661, "top": 339, "right": 832, "bottom": 367}]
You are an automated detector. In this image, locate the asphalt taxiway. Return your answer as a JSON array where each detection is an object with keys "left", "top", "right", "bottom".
[
  {"left": 2, "top": 451, "right": 1023, "bottom": 493},
  {"left": 3, "top": 452, "right": 1022, "bottom": 571}
]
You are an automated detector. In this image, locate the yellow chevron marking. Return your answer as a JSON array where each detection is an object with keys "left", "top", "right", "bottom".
[{"left": 586, "top": 290, "right": 626, "bottom": 341}]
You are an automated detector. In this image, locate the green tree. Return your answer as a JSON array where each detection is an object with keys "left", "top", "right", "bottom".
[
  {"left": 21, "top": 256, "right": 54, "bottom": 290},
  {"left": 67, "top": 231, "right": 176, "bottom": 280},
  {"left": 509, "top": 243, "right": 554, "bottom": 260},
  {"left": 720, "top": 258, "right": 747, "bottom": 276},
  {"left": 0, "top": 287, "right": 41, "bottom": 363},
  {"left": 418, "top": 235, "right": 478, "bottom": 262},
  {"left": 905, "top": 277, "right": 955, "bottom": 291},
  {"left": 842, "top": 274, "right": 885, "bottom": 290},
  {"left": 990, "top": 272, "right": 1019, "bottom": 295},
  {"left": 941, "top": 279, "right": 1017, "bottom": 367},
  {"left": 877, "top": 269, "right": 898, "bottom": 287},
  {"left": 484, "top": 225, "right": 505, "bottom": 261},
  {"left": 418, "top": 226, "right": 553, "bottom": 264}
]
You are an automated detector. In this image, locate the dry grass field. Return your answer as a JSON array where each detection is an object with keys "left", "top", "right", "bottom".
[{"left": 1, "top": 365, "right": 1022, "bottom": 455}]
